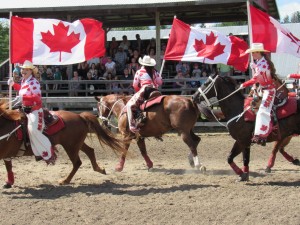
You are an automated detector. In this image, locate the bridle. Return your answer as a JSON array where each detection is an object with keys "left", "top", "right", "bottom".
[
  {"left": 97, "top": 97, "right": 125, "bottom": 129},
  {"left": 196, "top": 75, "right": 247, "bottom": 128}
]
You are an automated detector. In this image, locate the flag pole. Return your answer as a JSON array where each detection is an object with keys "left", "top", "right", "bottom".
[
  {"left": 159, "top": 59, "right": 165, "bottom": 78},
  {"left": 8, "top": 11, "right": 13, "bottom": 110},
  {"left": 246, "top": 0, "right": 254, "bottom": 79}
]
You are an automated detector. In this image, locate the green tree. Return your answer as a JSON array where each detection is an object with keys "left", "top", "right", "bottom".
[
  {"left": 214, "top": 21, "right": 248, "bottom": 27},
  {"left": 290, "top": 11, "right": 300, "bottom": 23},
  {"left": 282, "top": 15, "right": 290, "bottom": 23},
  {"left": 0, "top": 20, "right": 9, "bottom": 63},
  {"left": 111, "top": 26, "right": 149, "bottom": 31}
]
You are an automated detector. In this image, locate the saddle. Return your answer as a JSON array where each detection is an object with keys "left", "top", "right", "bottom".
[
  {"left": 244, "top": 95, "right": 297, "bottom": 122},
  {"left": 135, "top": 87, "right": 165, "bottom": 127},
  {"left": 15, "top": 108, "right": 65, "bottom": 142}
]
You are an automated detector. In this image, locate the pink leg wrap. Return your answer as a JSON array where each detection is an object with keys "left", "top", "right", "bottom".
[
  {"left": 7, "top": 171, "right": 14, "bottom": 185},
  {"left": 230, "top": 162, "right": 243, "bottom": 175},
  {"left": 281, "top": 151, "right": 294, "bottom": 162},
  {"left": 268, "top": 154, "right": 276, "bottom": 168},
  {"left": 243, "top": 166, "right": 249, "bottom": 173},
  {"left": 142, "top": 154, "right": 153, "bottom": 169},
  {"left": 115, "top": 156, "right": 126, "bottom": 172}
]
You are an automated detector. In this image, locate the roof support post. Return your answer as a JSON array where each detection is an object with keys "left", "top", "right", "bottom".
[{"left": 155, "top": 10, "right": 161, "bottom": 70}]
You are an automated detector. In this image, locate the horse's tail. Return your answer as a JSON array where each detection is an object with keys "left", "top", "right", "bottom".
[{"left": 79, "top": 112, "right": 125, "bottom": 155}]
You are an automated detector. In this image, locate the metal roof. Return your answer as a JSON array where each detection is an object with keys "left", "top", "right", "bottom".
[{"left": 0, "top": 0, "right": 279, "bottom": 28}]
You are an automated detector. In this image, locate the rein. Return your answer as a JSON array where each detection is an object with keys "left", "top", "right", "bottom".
[
  {"left": 0, "top": 125, "right": 21, "bottom": 141},
  {"left": 197, "top": 75, "right": 246, "bottom": 128}
]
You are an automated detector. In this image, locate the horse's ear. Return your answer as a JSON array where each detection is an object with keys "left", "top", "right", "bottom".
[{"left": 94, "top": 96, "right": 100, "bottom": 102}]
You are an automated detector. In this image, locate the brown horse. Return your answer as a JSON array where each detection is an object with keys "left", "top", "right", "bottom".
[
  {"left": 199, "top": 96, "right": 299, "bottom": 173},
  {"left": 0, "top": 100, "right": 124, "bottom": 188},
  {"left": 193, "top": 75, "right": 300, "bottom": 181},
  {"left": 95, "top": 93, "right": 204, "bottom": 172}
]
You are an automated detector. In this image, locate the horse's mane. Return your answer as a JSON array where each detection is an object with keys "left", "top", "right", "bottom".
[
  {"left": 222, "top": 76, "right": 245, "bottom": 99},
  {"left": 0, "top": 99, "right": 21, "bottom": 121}
]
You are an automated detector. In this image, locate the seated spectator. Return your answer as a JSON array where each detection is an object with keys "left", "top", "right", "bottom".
[
  {"left": 77, "top": 61, "right": 89, "bottom": 79},
  {"left": 114, "top": 46, "right": 128, "bottom": 75},
  {"left": 70, "top": 70, "right": 82, "bottom": 97},
  {"left": 217, "top": 63, "right": 233, "bottom": 76},
  {"left": 103, "top": 56, "right": 116, "bottom": 79},
  {"left": 191, "top": 63, "right": 201, "bottom": 78},
  {"left": 173, "top": 70, "right": 189, "bottom": 95},
  {"left": 85, "top": 71, "right": 96, "bottom": 96},
  {"left": 111, "top": 76, "right": 121, "bottom": 94},
  {"left": 53, "top": 67, "right": 62, "bottom": 90},
  {"left": 149, "top": 48, "right": 156, "bottom": 59},
  {"left": 127, "top": 57, "right": 140, "bottom": 76},
  {"left": 46, "top": 68, "right": 54, "bottom": 90},
  {"left": 87, "top": 57, "right": 100, "bottom": 69},
  {"left": 130, "top": 49, "right": 141, "bottom": 63},
  {"left": 120, "top": 68, "right": 133, "bottom": 94},
  {"left": 89, "top": 63, "right": 98, "bottom": 77},
  {"left": 12, "top": 68, "right": 21, "bottom": 84}
]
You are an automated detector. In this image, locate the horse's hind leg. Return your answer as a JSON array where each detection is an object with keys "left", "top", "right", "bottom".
[
  {"left": 81, "top": 142, "right": 106, "bottom": 175},
  {"left": 181, "top": 131, "right": 203, "bottom": 169},
  {"left": 279, "top": 136, "right": 300, "bottom": 166},
  {"left": 136, "top": 137, "right": 153, "bottom": 170},
  {"left": 3, "top": 159, "right": 14, "bottom": 189}
]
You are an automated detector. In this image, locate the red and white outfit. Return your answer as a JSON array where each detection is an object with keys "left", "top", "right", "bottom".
[
  {"left": 12, "top": 75, "right": 55, "bottom": 162},
  {"left": 127, "top": 66, "right": 163, "bottom": 132},
  {"left": 241, "top": 57, "right": 275, "bottom": 139}
]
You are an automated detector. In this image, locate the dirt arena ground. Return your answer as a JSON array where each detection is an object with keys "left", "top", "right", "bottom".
[{"left": 0, "top": 133, "right": 299, "bottom": 225}]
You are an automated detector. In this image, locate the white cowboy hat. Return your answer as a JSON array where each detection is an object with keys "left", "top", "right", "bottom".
[
  {"left": 20, "top": 60, "right": 35, "bottom": 69},
  {"left": 138, "top": 55, "right": 156, "bottom": 66},
  {"left": 246, "top": 43, "right": 269, "bottom": 54}
]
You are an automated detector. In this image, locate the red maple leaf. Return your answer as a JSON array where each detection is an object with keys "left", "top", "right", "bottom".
[
  {"left": 193, "top": 32, "right": 225, "bottom": 62},
  {"left": 41, "top": 22, "right": 81, "bottom": 62}
]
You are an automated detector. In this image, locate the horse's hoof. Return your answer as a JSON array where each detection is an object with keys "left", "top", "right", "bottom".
[
  {"left": 3, "top": 183, "right": 12, "bottom": 189},
  {"left": 99, "top": 167, "right": 106, "bottom": 175},
  {"left": 236, "top": 173, "right": 249, "bottom": 182},
  {"left": 58, "top": 179, "right": 69, "bottom": 185},
  {"left": 146, "top": 162, "right": 153, "bottom": 170},
  {"left": 188, "top": 154, "right": 195, "bottom": 168},
  {"left": 115, "top": 164, "right": 124, "bottom": 172},
  {"left": 292, "top": 159, "right": 300, "bottom": 166},
  {"left": 148, "top": 167, "right": 154, "bottom": 172},
  {"left": 265, "top": 167, "right": 272, "bottom": 173},
  {"left": 199, "top": 165, "right": 206, "bottom": 172}
]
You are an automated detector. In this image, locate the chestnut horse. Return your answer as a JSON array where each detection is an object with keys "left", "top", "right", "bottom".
[
  {"left": 193, "top": 75, "right": 300, "bottom": 181},
  {"left": 0, "top": 100, "right": 124, "bottom": 188},
  {"left": 95, "top": 94, "right": 204, "bottom": 172}
]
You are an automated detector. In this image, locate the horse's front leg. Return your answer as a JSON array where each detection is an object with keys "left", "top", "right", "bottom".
[
  {"left": 228, "top": 141, "right": 247, "bottom": 181},
  {"left": 278, "top": 136, "right": 300, "bottom": 166},
  {"left": 136, "top": 137, "right": 153, "bottom": 170},
  {"left": 241, "top": 146, "right": 251, "bottom": 181},
  {"left": 3, "top": 159, "right": 14, "bottom": 188}
]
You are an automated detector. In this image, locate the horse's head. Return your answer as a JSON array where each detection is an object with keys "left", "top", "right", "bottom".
[
  {"left": 192, "top": 74, "right": 241, "bottom": 107},
  {"left": 94, "top": 94, "right": 129, "bottom": 127}
]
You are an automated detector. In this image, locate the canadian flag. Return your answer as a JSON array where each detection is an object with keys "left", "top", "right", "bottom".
[
  {"left": 11, "top": 16, "right": 106, "bottom": 65},
  {"left": 249, "top": 5, "right": 300, "bottom": 58},
  {"left": 164, "top": 18, "right": 249, "bottom": 71}
]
